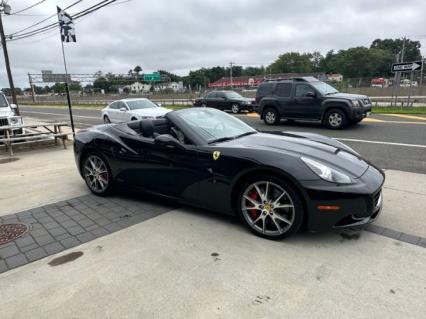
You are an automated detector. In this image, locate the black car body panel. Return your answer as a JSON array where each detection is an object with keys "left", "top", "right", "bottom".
[
  {"left": 255, "top": 78, "right": 372, "bottom": 123},
  {"left": 193, "top": 90, "right": 253, "bottom": 111},
  {"left": 74, "top": 108, "right": 384, "bottom": 232}
]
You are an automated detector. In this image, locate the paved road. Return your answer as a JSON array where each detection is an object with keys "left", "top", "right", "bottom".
[{"left": 19, "top": 105, "right": 426, "bottom": 174}]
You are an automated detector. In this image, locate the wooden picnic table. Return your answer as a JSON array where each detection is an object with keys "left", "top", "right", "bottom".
[{"left": 0, "top": 122, "right": 70, "bottom": 156}]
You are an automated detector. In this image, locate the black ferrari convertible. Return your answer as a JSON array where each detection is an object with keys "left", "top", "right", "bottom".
[{"left": 74, "top": 108, "right": 384, "bottom": 239}]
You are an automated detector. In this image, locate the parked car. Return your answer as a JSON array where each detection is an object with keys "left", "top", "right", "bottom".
[
  {"left": 74, "top": 107, "right": 384, "bottom": 240},
  {"left": 0, "top": 92, "right": 23, "bottom": 136},
  {"left": 102, "top": 98, "right": 170, "bottom": 123},
  {"left": 254, "top": 77, "right": 372, "bottom": 129},
  {"left": 193, "top": 90, "right": 254, "bottom": 113},
  {"left": 400, "top": 79, "right": 418, "bottom": 87}
]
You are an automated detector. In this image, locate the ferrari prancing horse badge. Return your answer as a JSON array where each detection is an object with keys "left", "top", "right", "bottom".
[{"left": 213, "top": 151, "right": 221, "bottom": 160}]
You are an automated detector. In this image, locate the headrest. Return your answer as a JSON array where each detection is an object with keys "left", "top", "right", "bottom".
[{"left": 141, "top": 120, "right": 154, "bottom": 138}]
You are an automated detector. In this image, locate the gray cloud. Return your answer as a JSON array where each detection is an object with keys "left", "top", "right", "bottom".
[{"left": 1, "top": 0, "right": 425, "bottom": 87}]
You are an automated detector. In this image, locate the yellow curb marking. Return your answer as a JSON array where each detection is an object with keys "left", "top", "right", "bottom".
[{"left": 380, "top": 114, "right": 426, "bottom": 121}]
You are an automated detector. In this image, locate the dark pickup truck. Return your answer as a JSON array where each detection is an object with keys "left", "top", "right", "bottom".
[{"left": 254, "top": 77, "right": 372, "bottom": 129}]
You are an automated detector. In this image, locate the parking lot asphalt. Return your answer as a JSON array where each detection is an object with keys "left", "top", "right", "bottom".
[{"left": 19, "top": 105, "right": 426, "bottom": 174}]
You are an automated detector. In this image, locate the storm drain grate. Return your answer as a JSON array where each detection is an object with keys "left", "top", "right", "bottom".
[{"left": 0, "top": 223, "right": 29, "bottom": 246}]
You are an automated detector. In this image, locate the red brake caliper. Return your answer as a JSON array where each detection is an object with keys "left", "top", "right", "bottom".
[{"left": 249, "top": 190, "right": 259, "bottom": 220}]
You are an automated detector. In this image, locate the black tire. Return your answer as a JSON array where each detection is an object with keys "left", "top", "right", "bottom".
[
  {"left": 236, "top": 175, "right": 304, "bottom": 240},
  {"left": 324, "top": 109, "right": 347, "bottom": 129},
  {"left": 263, "top": 107, "right": 280, "bottom": 125},
  {"left": 131, "top": 117, "right": 137, "bottom": 121},
  {"left": 81, "top": 152, "right": 114, "bottom": 196},
  {"left": 231, "top": 104, "right": 240, "bottom": 114},
  {"left": 103, "top": 115, "right": 111, "bottom": 124}
]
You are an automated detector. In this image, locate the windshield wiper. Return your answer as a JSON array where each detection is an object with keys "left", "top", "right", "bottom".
[
  {"left": 208, "top": 136, "right": 236, "bottom": 144},
  {"left": 234, "top": 131, "right": 257, "bottom": 139},
  {"left": 208, "top": 131, "right": 257, "bottom": 144}
]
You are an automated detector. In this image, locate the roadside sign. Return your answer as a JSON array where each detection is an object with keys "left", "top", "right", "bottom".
[
  {"left": 391, "top": 61, "right": 422, "bottom": 73},
  {"left": 41, "top": 70, "right": 71, "bottom": 83},
  {"left": 143, "top": 72, "right": 161, "bottom": 82}
]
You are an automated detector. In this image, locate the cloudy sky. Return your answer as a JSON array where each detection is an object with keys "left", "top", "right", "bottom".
[{"left": 1, "top": 0, "right": 426, "bottom": 87}]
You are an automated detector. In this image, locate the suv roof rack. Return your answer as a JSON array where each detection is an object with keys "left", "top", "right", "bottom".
[{"left": 263, "top": 76, "right": 319, "bottom": 83}]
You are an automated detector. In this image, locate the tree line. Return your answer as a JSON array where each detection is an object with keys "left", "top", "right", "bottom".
[{"left": 2, "top": 38, "right": 421, "bottom": 95}]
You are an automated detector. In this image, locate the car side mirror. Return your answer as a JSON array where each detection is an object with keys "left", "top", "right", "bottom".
[
  {"left": 156, "top": 103, "right": 162, "bottom": 107},
  {"left": 10, "top": 103, "right": 17, "bottom": 109},
  {"left": 306, "top": 92, "right": 315, "bottom": 98},
  {"left": 154, "top": 134, "right": 186, "bottom": 150},
  {"left": 119, "top": 107, "right": 127, "bottom": 112}
]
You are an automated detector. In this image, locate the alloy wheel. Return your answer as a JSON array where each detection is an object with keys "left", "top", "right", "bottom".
[
  {"left": 328, "top": 112, "right": 342, "bottom": 127},
  {"left": 241, "top": 181, "right": 295, "bottom": 236},
  {"left": 83, "top": 155, "right": 109, "bottom": 193},
  {"left": 104, "top": 116, "right": 111, "bottom": 124},
  {"left": 231, "top": 104, "right": 240, "bottom": 114},
  {"left": 265, "top": 111, "right": 276, "bottom": 124}
]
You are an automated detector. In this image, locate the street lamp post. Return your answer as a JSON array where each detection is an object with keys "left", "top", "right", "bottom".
[{"left": 0, "top": 1, "right": 19, "bottom": 114}]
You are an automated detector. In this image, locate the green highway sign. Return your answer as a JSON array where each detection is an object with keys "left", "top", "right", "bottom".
[{"left": 143, "top": 72, "right": 161, "bottom": 82}]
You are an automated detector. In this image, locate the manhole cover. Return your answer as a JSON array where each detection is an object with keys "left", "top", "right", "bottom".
[{"left": 0, "top": 224, "right": 29, "bottom": 246}]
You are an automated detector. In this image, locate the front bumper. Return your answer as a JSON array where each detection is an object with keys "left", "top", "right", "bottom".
[
  {"left": 352, "top": 105, "right": 372, "bottom": 120},
  {"left": 300, "top": 165, "right": 385, "bottom": 231}
]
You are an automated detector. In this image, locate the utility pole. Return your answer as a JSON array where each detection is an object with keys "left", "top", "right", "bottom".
[
  {"left": 229, "top": 62, "right": 234, "bottom": 88},
  {"left": 0, "top": 1, "right": 19, "bottom": 114},
  {"left": 393, "top": 36, "right": 406, "bottom": 108}
]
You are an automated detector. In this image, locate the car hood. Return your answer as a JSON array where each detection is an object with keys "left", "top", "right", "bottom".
[
  {"left": 130, "top": 107, "right": 170, "bottom": 117},
  {"left": 220, "top": 132, "right": 369, "bottom": 178},
  {"left": 0, "top": 107, "right": 13, "bottom": 118},
  {"left": 326, "top": 92, "right": 368, "bottom": 100}
]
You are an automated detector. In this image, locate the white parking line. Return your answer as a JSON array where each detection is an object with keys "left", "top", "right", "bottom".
[
  {"left": 336, "top": 138, "right": 426, "bottom": 149},
  {"left": 21, "top": 110, "right": 100, "bottom": 120}
]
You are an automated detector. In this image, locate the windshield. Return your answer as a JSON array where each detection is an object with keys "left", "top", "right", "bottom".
[
  {"left": 310, "top": 81, "right": 339, "bottom": 95},
  {"left": 0, "top": 94, "right": 8, "bottom": 108},
  {"left": 177, "top": 108, "right": 256, "bottom": 143},
  {"left": 126, "top": 99, "right": 158, "bottom": 110},
  {"left": 225, "top": 92, "right": 244, "bottom": 99}
]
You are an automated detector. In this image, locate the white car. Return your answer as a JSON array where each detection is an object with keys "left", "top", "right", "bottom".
[
  {"left": 0, "top": 92, "right": 23, "bottom": 135},
  {"left": 101, "top": 98, "right": 170, "bottom": 123}
]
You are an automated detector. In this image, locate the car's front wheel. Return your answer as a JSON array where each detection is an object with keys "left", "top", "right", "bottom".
[
  {"left": 82, "top": 153, "right": 113, "bottom": 196},
  {"left": 325, "top": 109, "right": 347, "bottom": 129},
  {"left": 103, "top": 115, "right": 111, "bottom": 124},
  {"left": 263, "top": 107, "right": 280, "bottom": 125},
  {"left": 231, "top": 104, "right": 240, "bottom": 114},
  {"left": 237, "top": 175, "right": 304, "bottom": 239}
]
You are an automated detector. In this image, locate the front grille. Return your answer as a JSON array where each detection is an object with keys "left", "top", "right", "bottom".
[{"left": 0, "top": 118, "right": 8, "bottom": 126}]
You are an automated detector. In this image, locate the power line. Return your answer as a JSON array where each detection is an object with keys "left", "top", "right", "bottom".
[
  {"left": 8, "top": 0, "right": 117, "bottom": 41},
  {"left": 10, "top": 0, "right": 47, "bottom": 15},
  {"left": 8, "top": 0, "right": 84, "bottom": 37}
]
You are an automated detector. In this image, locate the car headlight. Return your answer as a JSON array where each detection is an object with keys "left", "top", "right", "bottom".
[
  {"left": 352, "top": 100, "right": 360, "bottom": 107},
  {"left": 9, "top": 117, "right": 20, "bottom": 125},
  {"left": 301, "top": 157, "right": 352, "bottom": 184}
]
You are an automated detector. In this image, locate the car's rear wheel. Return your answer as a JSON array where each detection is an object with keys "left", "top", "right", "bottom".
[
  {"left": 201, "top": 103, "right": 207, "bottom": 108},
  {"left": 231, "top": 104, "right": 240, "bottom": 114},
  {"left": 325, "top": 109, "right": 347, "bottom": 129},
  {"left": 237, "top": 175, "right": 304, "bottom": 239},
  {"left": 263, "top": 107, "right": 280, "bottom": 125},
  {"left": 103, "top": 115, "right": 111, "bottom": 124},
  {"left": 82, "top": 153, "right": 113, "bottom": 196}
]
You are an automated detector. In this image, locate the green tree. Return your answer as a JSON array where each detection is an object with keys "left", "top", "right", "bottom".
[
  {"left": 269, "top": 52, "right": 315, "bottom": 74},
  {"left": 370, "top": 38, "right": 421, "bottom": 62}
]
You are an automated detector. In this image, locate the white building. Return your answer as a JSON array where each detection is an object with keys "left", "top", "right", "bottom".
[
  {"left": 124, "top": 82, "right": 152, "bottom": 93},
  {"left": 327, "top": 73, "right": 343, "bottom": 82},
  {"left": 154, "top": 81, "right": 185, "bottom": 93}
]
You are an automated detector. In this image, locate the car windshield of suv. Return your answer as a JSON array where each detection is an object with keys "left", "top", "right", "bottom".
[
  {"left": 126, "top": 99, "right": 158, "bottom": 110},
  {"left": 177, "top": 108, "right": 256, "bottom": 143},
  {"left": 225, "top": 92, "right": 243, "bottom": 99},
  {"left": 0, "top": 94, "right": 8, "bottom": 108},
  {"left": 310, "top": 81, "right": 339, "bottom": 95}
]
